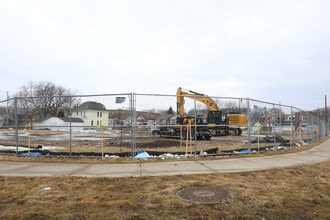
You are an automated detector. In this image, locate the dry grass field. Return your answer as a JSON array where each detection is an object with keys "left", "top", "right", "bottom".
[{"left": 0, "top": 161, "right": 329, "bottom": 219}]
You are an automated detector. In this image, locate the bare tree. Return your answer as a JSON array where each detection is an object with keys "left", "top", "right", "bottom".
[
  {"left": 224, "top": 101, "right": 237, "bottom": 111},
  {"left": 16, "top": 81, "right": 79, "bottom": 124},
  {"left": 251, "top": 106, "right": 267, "bottom": 123}
]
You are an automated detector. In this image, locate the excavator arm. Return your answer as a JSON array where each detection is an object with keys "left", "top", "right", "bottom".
[{"left": 176, "top": 87, "right": 219, "bottom": 116}]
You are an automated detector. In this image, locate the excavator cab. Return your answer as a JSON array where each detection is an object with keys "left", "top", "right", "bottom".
[
  {"left": 207, "top": 110, "right": 223, "bottom": 125},
  {"left": 175, "top": 116, "right": 211, "bottom": 140}
]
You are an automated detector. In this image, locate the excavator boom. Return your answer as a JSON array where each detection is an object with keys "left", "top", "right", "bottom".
[{"left": 176, "top": 87, "right": 219, "bottom": 116}]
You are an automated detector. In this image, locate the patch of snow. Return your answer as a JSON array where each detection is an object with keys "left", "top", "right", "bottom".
[{"left": 0, "top": 145, "right": 28, "bottom": 151}]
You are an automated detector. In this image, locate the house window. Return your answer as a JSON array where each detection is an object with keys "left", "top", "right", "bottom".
[
  {"left": 97, "top": 112, "right": 99, "bottom": 117},
  {"left": 97, "top": 121, "right": 99, "bottom": 126},
  {"left": 269, "top": 116, "right": 278, "bottom": 121},
  {"left": 76, "top": 112, "right": 78, "bottom": 116},
  {"left": 91, "top": 120, "right": 94, "bottom": 126},
  {"left": 100, "top": 112, "right": 102, "bottom": 117}
]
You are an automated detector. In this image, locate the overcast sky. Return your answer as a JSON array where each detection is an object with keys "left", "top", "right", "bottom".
[{"left": 0, "top": 0, "right": 329, "bottom": 110}]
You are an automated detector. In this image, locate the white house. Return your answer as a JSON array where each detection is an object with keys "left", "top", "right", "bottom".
[
  {"left": 33, "top": 117, "right": 84, "bottom": 130},
  {"left": 72, "top": 101, "right": 109, "bottom": 128}
]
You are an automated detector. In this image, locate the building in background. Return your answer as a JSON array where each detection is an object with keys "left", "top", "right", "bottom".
[{"left": 72, "top": 101, "right": 109, "bottom": 128}]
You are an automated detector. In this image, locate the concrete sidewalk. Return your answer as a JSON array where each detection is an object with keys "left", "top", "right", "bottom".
[{"left": 1, "top": 139, "right": 329, "bottom": 178}]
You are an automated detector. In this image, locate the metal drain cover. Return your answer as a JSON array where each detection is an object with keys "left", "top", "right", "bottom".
[{"left": 176, "top": 186, "right": 234, "bottom": 204}]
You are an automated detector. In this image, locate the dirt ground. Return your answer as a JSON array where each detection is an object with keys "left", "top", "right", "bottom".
[{"left": 0, "top": 129, "right": 300, "bottom": 156}]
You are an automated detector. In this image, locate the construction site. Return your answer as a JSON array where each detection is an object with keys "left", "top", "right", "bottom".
[
  {"left": 0, "top": 89, "right": 329, "bottom": 220},
  {"left": 0, "top": 88, "right": 328, "bottom": 159}
]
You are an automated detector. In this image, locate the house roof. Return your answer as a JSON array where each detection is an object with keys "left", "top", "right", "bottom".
[{"left": 74, "top": 101, "right": 106, "bottom": 111}]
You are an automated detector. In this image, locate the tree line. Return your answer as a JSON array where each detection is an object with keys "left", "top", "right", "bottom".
[{"left": 2, "top": 81, "right": 80, "bottom": 126}]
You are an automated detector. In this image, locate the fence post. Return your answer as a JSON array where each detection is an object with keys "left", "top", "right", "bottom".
[
  {"left": 311, "top": 113, "right": 315, "bottom": 141},
  {"left": 193, "top": 95, "right": 197, "bottom": 155},
  {"left": 69, "top": 96, "right": 72, "bottom": 157},
  {"left": 308, "top": 112, "right": 312, "bottom": 141},
  {"left": 321, "top": 120, "right": 326, "bottom": 138},
  {"left": 14, "top": 97, "right": 18, "bottom": 156},
  {"left": 129, "top": 93, "right": 136, "bottom": 158},
  {"left": 6, "top": 91, "right": 9, "bottom": 127},
  {"left": 290, "top": 106, "right": 294, "bottom": 148},
  {"left": 246, "top": 97, "right": 251, "bottom": 153}
]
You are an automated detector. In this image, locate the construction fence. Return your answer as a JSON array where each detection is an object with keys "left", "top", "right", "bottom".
[{"left": 0, "top": 93, "right": 328, "bottom": 158}]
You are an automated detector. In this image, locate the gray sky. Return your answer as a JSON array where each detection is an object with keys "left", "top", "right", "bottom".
[{"left": 0, "top": 0, "right": 329, "bottom": 110}]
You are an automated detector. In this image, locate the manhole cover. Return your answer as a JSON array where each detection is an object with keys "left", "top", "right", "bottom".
[{"left": 176, "top": 186, "right": 234, "bottom": 204}]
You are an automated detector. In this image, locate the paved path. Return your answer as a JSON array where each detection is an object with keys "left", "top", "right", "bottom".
[{"left": 1, "top": 139, "right": 329, "bottom": 178}]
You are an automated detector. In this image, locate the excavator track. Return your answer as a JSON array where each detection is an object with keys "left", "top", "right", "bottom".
[{"left": 209, "top": 126, "right": 242, "bottom": 136}]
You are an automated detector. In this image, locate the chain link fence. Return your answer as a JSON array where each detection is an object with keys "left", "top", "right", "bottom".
[{"left": 0, "top": 93, "right": 328, "bottom": 158}]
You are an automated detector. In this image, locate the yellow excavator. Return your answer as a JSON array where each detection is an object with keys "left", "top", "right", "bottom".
[{"left": 176, "top": 87, "right": 247, "bottom": 136}]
